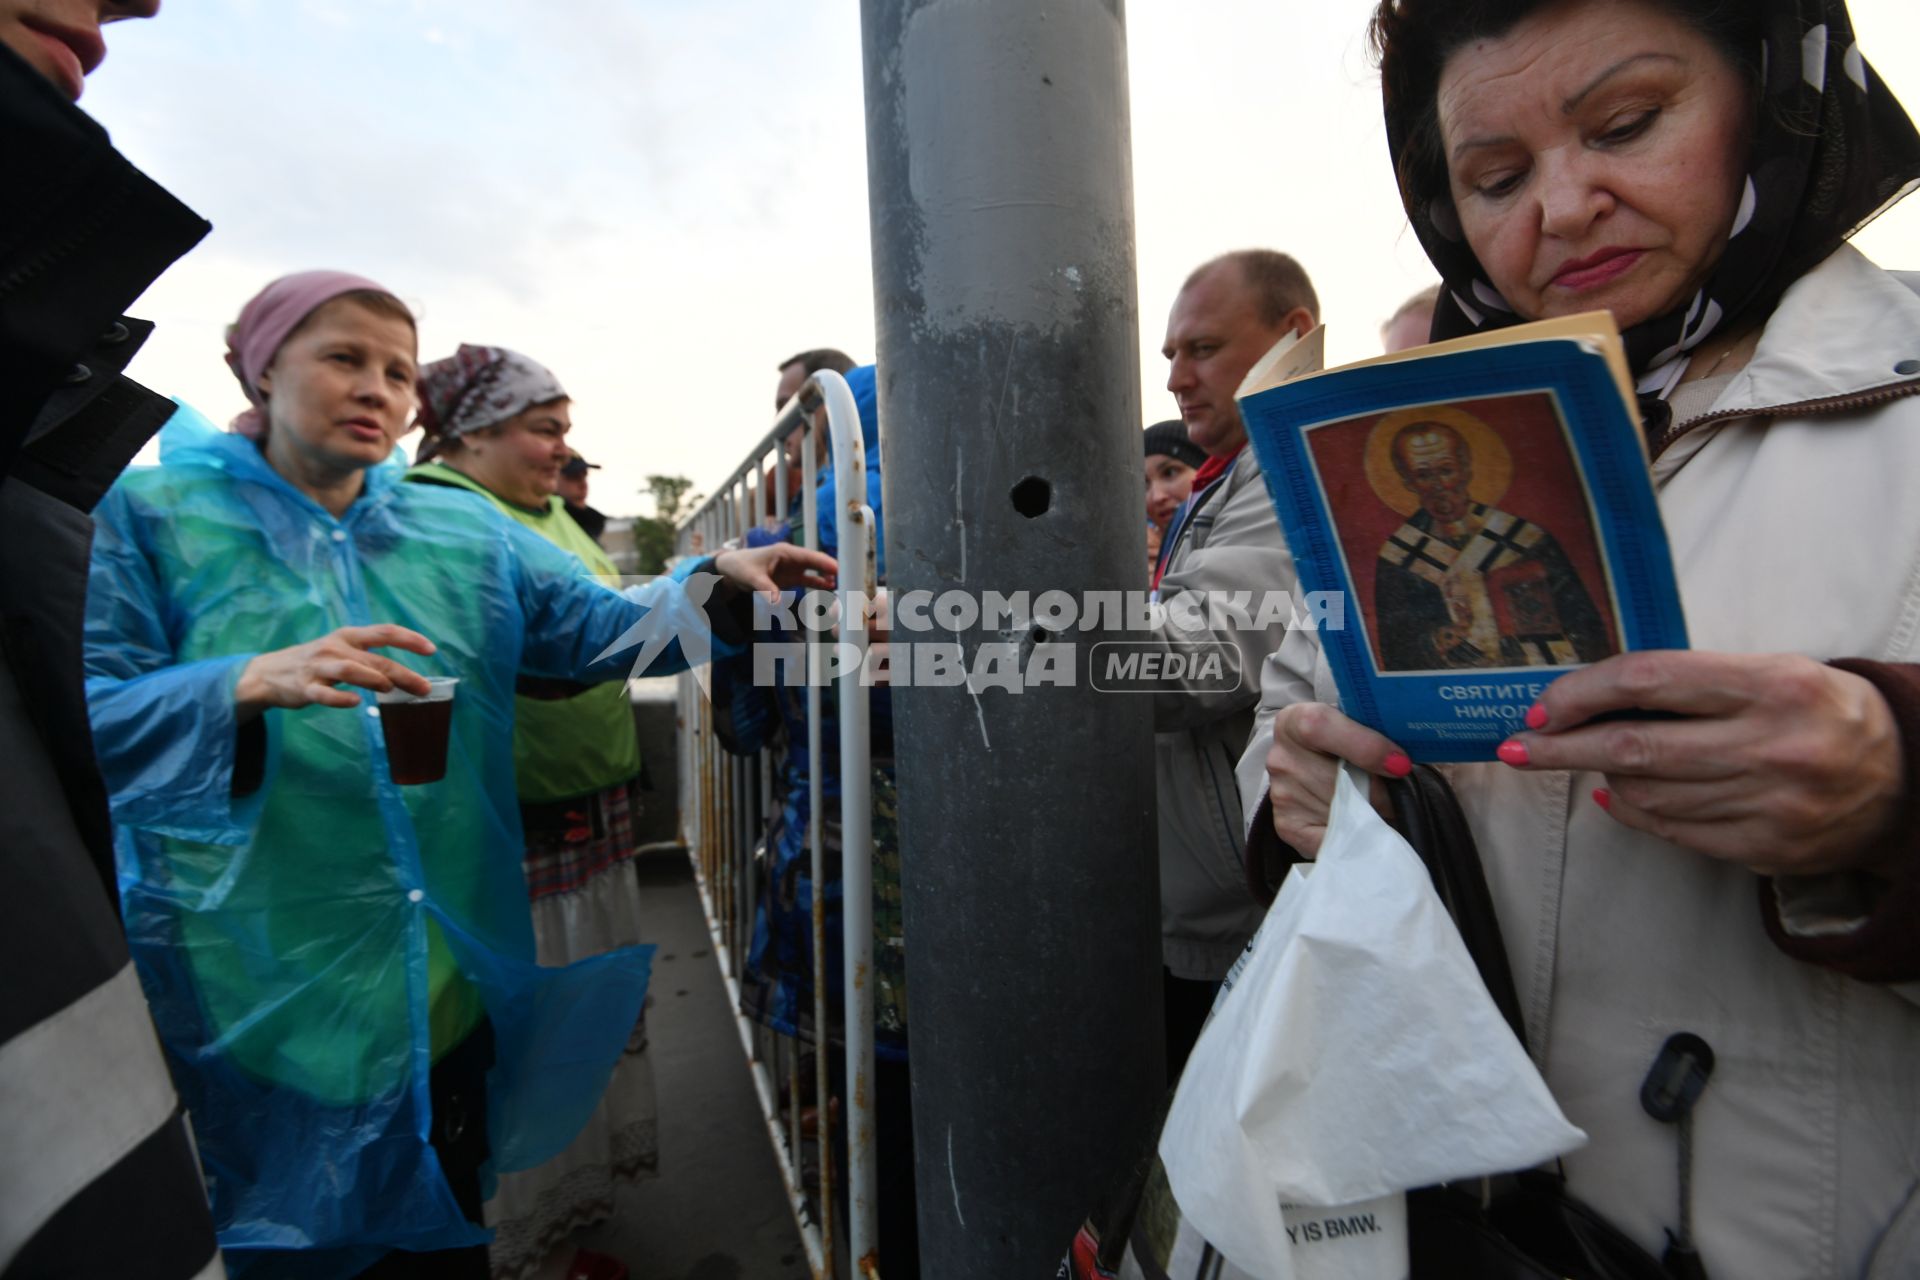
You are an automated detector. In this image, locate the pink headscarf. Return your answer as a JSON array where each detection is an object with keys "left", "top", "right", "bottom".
[{"left": 223, "top": 270, "right": 402, "bottom": 439}]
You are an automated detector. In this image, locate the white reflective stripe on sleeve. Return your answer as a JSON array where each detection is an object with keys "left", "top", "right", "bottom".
[{"left": 0, "top": 961, "right": 180, "bottom": 1270}]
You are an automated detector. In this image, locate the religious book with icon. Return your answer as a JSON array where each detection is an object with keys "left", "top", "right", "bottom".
[{"left": 1237, "top": 313, "right": 1689, "bottom": 762}]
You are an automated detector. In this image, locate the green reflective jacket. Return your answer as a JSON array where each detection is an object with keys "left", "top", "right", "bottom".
[{"left": 405, "top": 461, "right": 642, "bottom": 804}]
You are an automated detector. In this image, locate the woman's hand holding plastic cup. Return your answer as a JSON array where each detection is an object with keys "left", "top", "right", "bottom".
[{"left": 235, "top": 624, "right": 438, "bottom": 720}]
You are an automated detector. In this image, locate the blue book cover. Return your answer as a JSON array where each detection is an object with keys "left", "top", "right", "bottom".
[{"left": 1238, "top": 319, "right": 1689, "bottom": 762}]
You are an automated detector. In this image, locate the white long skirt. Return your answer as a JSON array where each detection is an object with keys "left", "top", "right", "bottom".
[{"left": 486, "top": 781, "right": 660, "bottom": 1280}]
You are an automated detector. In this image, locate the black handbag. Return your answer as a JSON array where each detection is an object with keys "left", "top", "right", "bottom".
[{"left": 1388, "top": 765, "right": 1703, "bottom": 1280}]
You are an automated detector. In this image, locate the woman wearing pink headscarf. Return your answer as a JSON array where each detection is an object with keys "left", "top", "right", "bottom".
[{"left": 85, "top": 271, "right": 834, "bottom": 1279}]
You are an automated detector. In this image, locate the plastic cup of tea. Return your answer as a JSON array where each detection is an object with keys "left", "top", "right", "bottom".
[{"left": 377, "top": 677, "right": 458, "bottom": 785}]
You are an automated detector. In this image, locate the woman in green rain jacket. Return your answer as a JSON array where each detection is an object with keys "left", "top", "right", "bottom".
[
  {"left": 403, "top": 344, "right": 663, "bottom": 1279},
  {"left": 81, "top": 272, "right": 831, "bottom": 1279}
]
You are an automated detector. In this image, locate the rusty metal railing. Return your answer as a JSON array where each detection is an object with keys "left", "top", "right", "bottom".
[{"left": 675, "top": 370, "right": 880, "bottom": 1279}]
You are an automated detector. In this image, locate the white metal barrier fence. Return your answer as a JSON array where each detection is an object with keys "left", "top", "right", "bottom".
[{"left": 675, "top": 370, "right": 881, "bottom": 1279}]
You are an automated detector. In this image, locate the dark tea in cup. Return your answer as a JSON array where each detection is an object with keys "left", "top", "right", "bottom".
[{"left": 377, "top": 677, "right": 458, "bottom": 785}]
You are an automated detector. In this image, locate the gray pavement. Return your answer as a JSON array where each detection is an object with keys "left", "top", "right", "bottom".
[{"left": 574, "top": 852, "right": 813, "bottom": 1280}]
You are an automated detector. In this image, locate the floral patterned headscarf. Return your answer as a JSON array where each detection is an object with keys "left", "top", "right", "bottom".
[
  {"left": 1382, "top": 0, "right": 1920, "bottom": 392},
  {"left": 414, "top": 344, "right": 567, "bottom": 456}
]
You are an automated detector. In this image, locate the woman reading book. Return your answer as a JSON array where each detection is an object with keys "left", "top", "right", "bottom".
[{"left": 1247, "top": 0, "right": 1920, "bottom": 1272}]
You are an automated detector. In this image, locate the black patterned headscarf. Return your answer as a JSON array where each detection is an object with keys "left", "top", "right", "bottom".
[
  {"left": 413, "top": 344, "right": 567, "bottom": 459},
  {"left": 1380, "top": 0, "right": 1920, "bottom": 391}
]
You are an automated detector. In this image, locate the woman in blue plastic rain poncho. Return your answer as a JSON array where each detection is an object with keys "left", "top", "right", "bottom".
[{"left": 82, "top": 271, "right": 834, "bottom": 1280}]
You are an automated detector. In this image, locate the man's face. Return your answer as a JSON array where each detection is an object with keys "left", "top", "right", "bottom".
[
  {"left": 1162, "top": 265, "right": 1290, "bottom": 457},
  {"left": 0, "top": 0, "right": 158, "bottom": 102},
  {"left": 1394, "top": 427, "right": 1474, "bottom": 525},
  {"left": 556, "top": 469, "right": 589, "bottom": 505},
  {"left": 775, "top": 361, "right": 830, "bottom": 470},
  {"left": 775, "top": 361, "right": 808, "bottom": 414},
  {"left": 776, "top": 362, "right": 807, "bottom": 467}
]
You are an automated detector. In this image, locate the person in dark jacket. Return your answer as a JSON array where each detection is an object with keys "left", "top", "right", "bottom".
[
  {"left": 556, "top": 449, "right": 608, "bottom": 542},
  {"left": 0, "top": 4, "right": 222, "bottom": 1277}
]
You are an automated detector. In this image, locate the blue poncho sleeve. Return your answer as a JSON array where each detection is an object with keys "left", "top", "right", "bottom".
[
  {"left": 505, "top": 519, "right": 739, "bottom": 680},
  {"left": 84, "top": 483, "right": 270, "bottom": 845}
]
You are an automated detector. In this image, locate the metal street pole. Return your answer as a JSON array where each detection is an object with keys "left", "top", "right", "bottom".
[{"left": 860, "top": 2, "right": 1163, "bottom": 1275}]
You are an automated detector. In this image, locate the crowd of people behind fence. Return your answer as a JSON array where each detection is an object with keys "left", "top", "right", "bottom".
[{"left": 5, "top": 0, "right": 1920, "bottom": 1278}]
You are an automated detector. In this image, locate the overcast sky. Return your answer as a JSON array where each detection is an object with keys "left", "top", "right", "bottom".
[{"left": 85, "top": 0, "right": 1920, "bottom": 516}]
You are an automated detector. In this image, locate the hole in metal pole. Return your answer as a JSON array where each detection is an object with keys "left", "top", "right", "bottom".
[{"left": 1011, "top": 476, "right": 1051, "bottom": 518}]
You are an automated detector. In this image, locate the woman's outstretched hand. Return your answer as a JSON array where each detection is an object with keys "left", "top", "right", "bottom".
[
  {"left": 1264, "top": 701, "right": 1410, "bottom": 856},
  {"left": 235, "top": 624, "right": 437, "bottom": 719},
  {"left": 713, "top": 544, "right": 838, "bottom": 604},
  {"left": 1500, "top": 651, "right": 1905, "bottom": 879}
]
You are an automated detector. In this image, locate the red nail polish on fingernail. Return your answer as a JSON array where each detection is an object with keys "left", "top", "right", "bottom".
[
  {"left": 1384, "top": 752, "right": 1412, "bottom": 778},
  {"left": 1496, "top": 741, "right": 1530, "bottom": 767},
  {"left": 1593, "top": 788, "right": 1612, "bottom": 811},
  {"left": 1525, "top": 704, "right": 1548, "bottom": 730}
]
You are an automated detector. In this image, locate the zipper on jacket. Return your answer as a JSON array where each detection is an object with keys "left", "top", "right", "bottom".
[{"left": 1652, "top": 377, "right": 1920, "bottom": 460}]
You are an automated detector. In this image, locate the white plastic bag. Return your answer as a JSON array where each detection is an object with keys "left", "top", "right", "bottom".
[{"left": 1158, "top": 763, "right": 1586, "bottom": 1280}]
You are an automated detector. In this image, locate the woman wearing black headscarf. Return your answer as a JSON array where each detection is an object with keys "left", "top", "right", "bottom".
[{"left": 1247, "top": 0, "right": 1920, "bottom": 1272}]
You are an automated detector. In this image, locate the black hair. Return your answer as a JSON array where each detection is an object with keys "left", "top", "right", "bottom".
[{"left": 776, "top": 348, "right": 856, "bottom": 376}]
